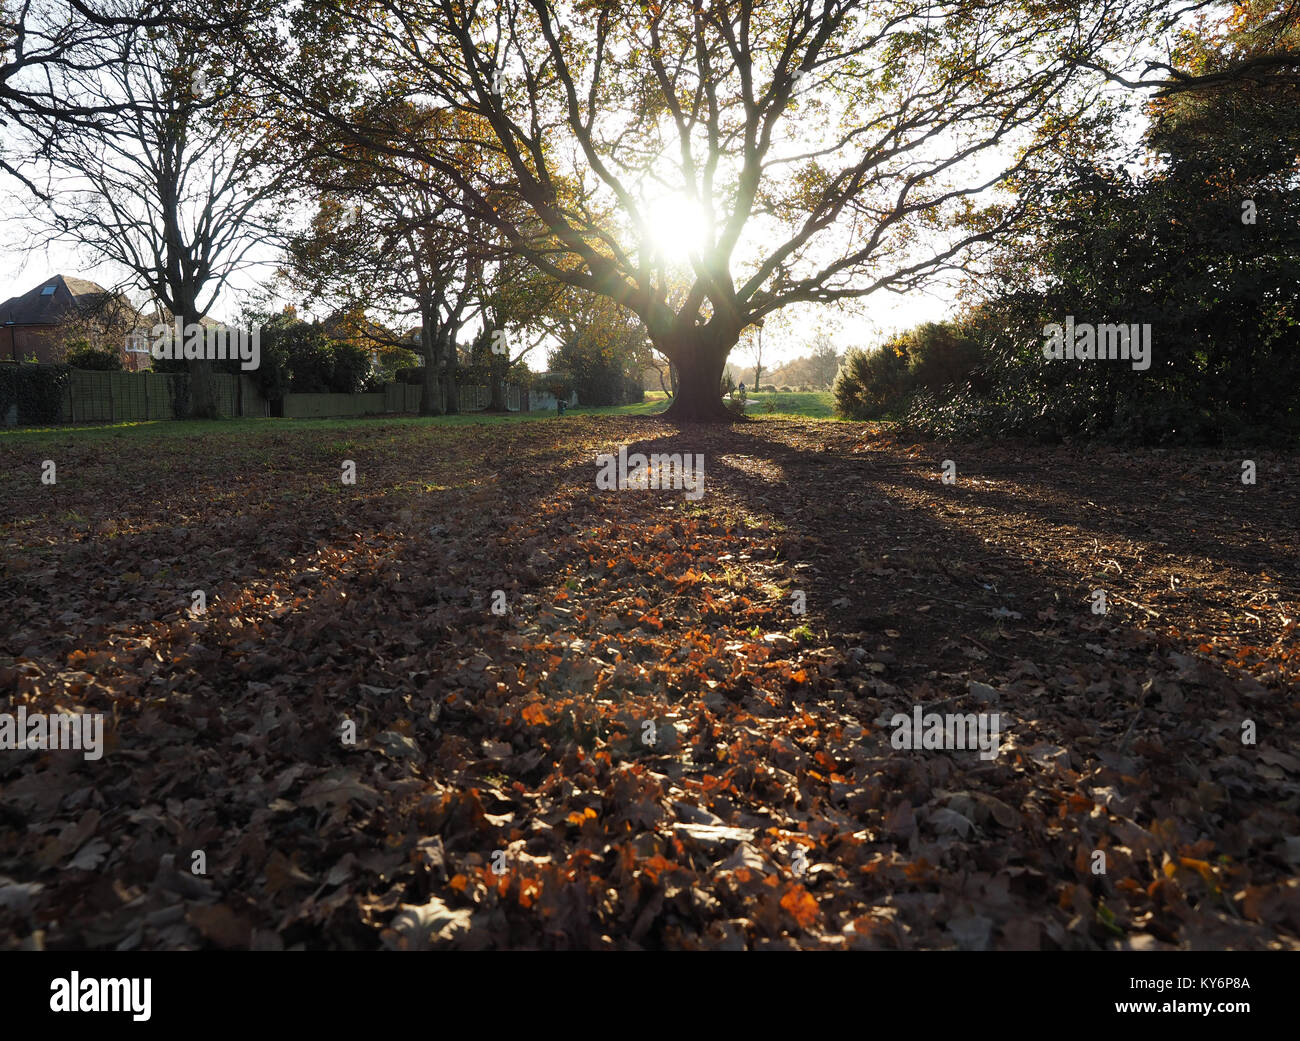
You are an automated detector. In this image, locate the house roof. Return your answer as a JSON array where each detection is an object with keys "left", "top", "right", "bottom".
[
  {"left": 0, "top": 275, "right": 115, "bottom": 327},
  {"left": 140, "top": 310, "right": 227, "bottom": 330}
]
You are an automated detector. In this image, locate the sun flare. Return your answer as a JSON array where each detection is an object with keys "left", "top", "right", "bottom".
[{"left": 641, "top": 194, "right": 710, "bottom": 263}]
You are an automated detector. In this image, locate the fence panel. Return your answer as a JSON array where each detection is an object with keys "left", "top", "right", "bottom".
[
  {"left": 58, "top": 370, "right": 270, "bottom": 422},
  {"left": 54, "top": 370, "right": 515, "bottom": 423}
]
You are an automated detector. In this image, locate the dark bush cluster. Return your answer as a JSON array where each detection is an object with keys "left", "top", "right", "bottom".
[
  {"left": 834, "top": 322, "right": 982, "bottom": 421},
  {"left": 0, "top": 363, "right": 71, "bottom": 425}
]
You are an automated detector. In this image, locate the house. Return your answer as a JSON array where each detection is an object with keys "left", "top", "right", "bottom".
[{"left": 0, "top": 275, "right": 145, "bottom": 367}]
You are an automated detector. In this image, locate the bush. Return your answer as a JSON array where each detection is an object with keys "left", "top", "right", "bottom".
[
  {"left": 65, "top": 341, "right": 123, "bottom": 371},
  {"left": 906, "top": 323, "right": 981, "bottom": 395},
  {"left": 0, "top": 363, "right": 71, "bottom": 425},
  {"left": 543, "top": 372, "right": 574, "bottom": 402},
  {"left": 778, "top": 385, "right": 792, "bottom": 393},
  {"left": 833, "top": 322, "right": 987, "bottom": 421},
  {"left": 286, "top": 328, "right": 335, "bottom": 394},
  {"left": 833, "top": 344, "right": 911, "bottom": 419},
  {"left": 253, "top": 316, "right": 374, "bottom": 397},
  {"left": 330, "top": 342, "right": 372, "bottom": 394}
]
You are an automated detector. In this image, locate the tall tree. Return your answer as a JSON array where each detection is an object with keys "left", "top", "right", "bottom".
[
  {"left": 266, "top": 0, "right": 1183, "bottom": 420},
  {"left": 18, "top": 1, "right": 291, "bottom": 417},
  {"left": 475, "top": 237, "right": 567, "bottom": 411},
  {"left": 743, "top": 322, "right": 765, "bottom": 392}
]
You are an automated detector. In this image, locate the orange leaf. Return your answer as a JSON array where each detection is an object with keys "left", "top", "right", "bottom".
[
  {"left": 780, "top": 884, "right": 820, "bottom": 929},
  {"left": 521, "top": 703, "right": 550, "bottom": 725}
]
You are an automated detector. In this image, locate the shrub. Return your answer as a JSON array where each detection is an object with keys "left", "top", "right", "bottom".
[
  {"left": 834, "top": 322, "right": 987, "bottom": 421},
  {"left": 544, "top": 373, "right": 574, "bottom": 401},
  {"left": 906, "top": 323, "right": 981, "bottom": 396},
  {"left": 778, "top": 385, "right": 792, "bottom": 393},
  {"left": 833, "top": 344, "right": 911, "bottom": 419},
  {"left": 330, "top": 341, "right": 372, "bottom": 394},
  {"left": 65, "top": 340, "right": 123, "bottom": 371},
  {"left": 0, "top": 363, "right": 71, "bottom": 425},
  {"left": 253, "top": 316, "right": 373, "bottom": 396}
]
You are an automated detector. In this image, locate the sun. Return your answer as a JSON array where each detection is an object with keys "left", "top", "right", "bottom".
[{"left": 640, "top": 194, "right": 710, "bottom": 263}]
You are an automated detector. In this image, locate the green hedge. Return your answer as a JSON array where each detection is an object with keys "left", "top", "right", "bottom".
[{"left": 0, "top": 363, "right": 71, "bottom": 425}]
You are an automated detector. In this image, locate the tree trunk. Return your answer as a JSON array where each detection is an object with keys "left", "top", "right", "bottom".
[
  {"left": 660, "top": 337, "right": 734, "bottom": 422},
  {"left": 419, "top": 315, "right": 443, "bottom": 415},
  {"left": 184, "top": 307, "right": 219, "bottom": 419},
  {"left": 189, "top": 359, "right": 219, "bottom": 419},
  {"left": 441, "top": 332, "right": 460, "bottom": 414},
  {"left": 489, "top": 352, "right": 507, "bottom": 411}
]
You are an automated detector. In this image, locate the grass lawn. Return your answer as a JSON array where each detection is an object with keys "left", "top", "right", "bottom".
[
  {"left": 0, "top": 389, "right": 838, "bottom": 447},
  {"left": 0, "top": 399, "right": 665, "bottom": 446},
  {"left": 738, "top": 390, "right": 835, "bottom": 418}
]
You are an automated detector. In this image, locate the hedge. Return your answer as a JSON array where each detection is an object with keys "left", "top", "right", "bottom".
[{"left": 0, "top": 363, "right": 71, "bottom": 425}]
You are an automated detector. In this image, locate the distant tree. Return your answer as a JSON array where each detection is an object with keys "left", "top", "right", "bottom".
[
  {"left": 743, "top": 324, "right": 766, "bottom": 401},
  {"left": 287, "top": 103, "right": 506, "bottom": 415},
  {"left": 18, "top": 1, "right": 293, "bottom": 418},
  {"left": 547, "top": 290, "right": 647, "bottom": 407},
  {"left": 809, "top": 335, "right": 841, "bottom": 389}
]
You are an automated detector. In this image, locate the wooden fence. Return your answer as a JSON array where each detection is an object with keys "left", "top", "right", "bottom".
[
  {"left": 62, "top": 371, "right": 267, "bottom": 422},
  {"left": 52, "top": 370, "right": 518, "bottom": 424}
]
